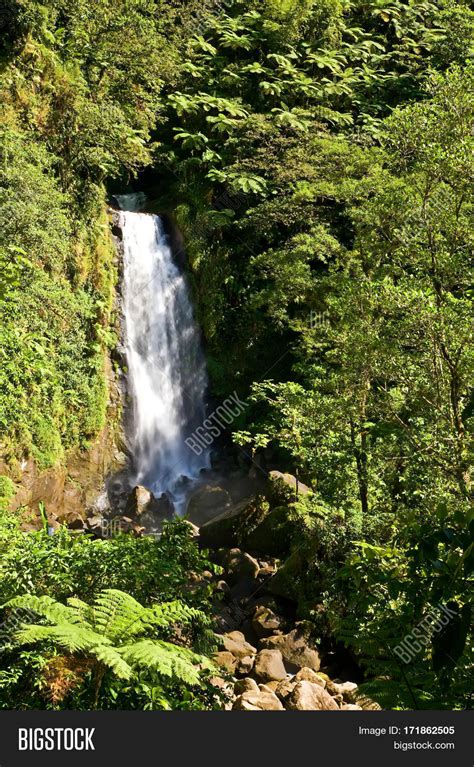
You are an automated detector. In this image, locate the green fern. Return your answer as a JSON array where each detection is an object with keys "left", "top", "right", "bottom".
[{"left": 3, "top": 590, "right": 213, "bottom": 707}]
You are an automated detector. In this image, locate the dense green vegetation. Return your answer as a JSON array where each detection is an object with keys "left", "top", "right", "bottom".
[
  {"left": 0, "top": 508, "right": 218, "bottom": 708},
  {"left": 0, "top": 0, "right": 472, "bottom": 710}
]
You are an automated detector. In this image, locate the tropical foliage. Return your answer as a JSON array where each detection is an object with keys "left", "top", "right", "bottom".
[
  {"left": 0, "top": 0, "right": 472, "bottom": 711},
  {"left": 2, "top": 589, "right": 212, "bottom": 709}
]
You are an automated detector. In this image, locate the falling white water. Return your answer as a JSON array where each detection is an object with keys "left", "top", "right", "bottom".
[{"left": 116, "top": 194, "right": 210, "bottom": 512}]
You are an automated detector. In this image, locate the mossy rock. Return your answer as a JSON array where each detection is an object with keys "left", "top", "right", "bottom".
[
  {"left": 244, "top": 506, "right": 295, "bottom": 556},
  {"left": 0, "top": 475, "right": 16, "bottom": 509},
  {"left": 199, "top": 496, "right": 270, "bottom": 549},
  {"left": 267, "top": 548, "right": 307, "bottom": 602},
  {"left": 199, "top": 496, "right": 295, "bottom": 556},
  {"left": 266, "top": 471, "right": 312, "bottom": 507}
]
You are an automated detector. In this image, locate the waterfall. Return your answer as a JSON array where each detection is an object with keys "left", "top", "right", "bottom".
[{"left": 116, "top": 194, "right": 210, "bottom": 512}]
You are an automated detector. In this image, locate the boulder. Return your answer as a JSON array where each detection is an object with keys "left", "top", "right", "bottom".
[
  {"left": 253, "top": 650, "right": 287, "bottom": 683},
  {"left": 333, "top": 681, "right": 358, "bottom": 701},
  {"left": 125, "top": 485, "right": 153, "bottom": 517},
  {"left": 215, "top": 580, "right": 231, "bottom": 595},
  {"left": 222, "top": 549, "right": 259, "bottom": 584},
  {"left": 138, "top": 492, "right": 174, "bottom": 529},
  {"left": 86, "top": 515, "right": 104, "bottom": 534},
  {"left": 275, "top": 678, "right": 296, "bottom": 702},
  {"left": 266, "top": 547, "right": 315, "bottom": 602},
  {"left": 294, "top": 667, "right": 325, "bottom": 687},
  {"left": 260, "top": 624, "right": 321, "bottom": 671},
  {"left": 185, "top": 485, "right": 232, "bottom": 527},
  {"left": 286, "top": 681, "right": 339, "bottom": 711},
  {"left": 213, "top": 651, "right": 237, "bottom": 673},
  {"left": 209, "top": 676, "right": 233, "bottom": 698},
  {"left": 324, "top": 679, "right": 340, "bottom": 696},
  {"left": 261, "top": 680, "right": 280, "bottom": 692},
  {"left": 222, "top": 631, "right": 257, "bottom": 659},
  {"left": 267, "top": 471, "right": 311, "bottom": 505},
  {"left": 236, "top": 655, "right": 255, "bottom": 676},
  {"left": 199, "top": 493, "right": 300, "bottom": 556},
  {"left": 252, "top": 605, "right": 284, "bottom": 638},
  {"left": 198, "top": 496, "right": 268, "bottom": 549},
  {"left": 245, "top": 506, "right": 296, "bottom": 556},
  {"left": 341, "top": 704, "right": 362, "bottom": 711},
  {"left": 234, "top": 678, "right": 259, "bottom": 695},
  {"left": 259, "top": 683, "right": 278, "bottom": 694},
  {"left": 233, "top": 690, "right": 284, "bottom": 711}
]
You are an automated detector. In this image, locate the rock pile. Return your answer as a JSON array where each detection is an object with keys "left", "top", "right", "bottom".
[{"left": 211, "top": 615, "right": 368, "bottom": 710}]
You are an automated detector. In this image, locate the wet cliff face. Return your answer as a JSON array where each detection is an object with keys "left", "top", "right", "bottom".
[
  {"left": 2, "top": 354, "right": 127, "bottom": 530},
  {"left": 0, "top": 206, "right": 131, "bottom": 530}
]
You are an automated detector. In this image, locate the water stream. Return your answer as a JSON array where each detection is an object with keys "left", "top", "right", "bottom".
[{"left": 117, "top": 194, "right": 210, "bottom": 513}]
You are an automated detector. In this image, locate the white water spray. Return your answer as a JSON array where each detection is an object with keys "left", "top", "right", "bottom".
[{"left": 117, "top": 194, "right": 210, "bottom": 511}]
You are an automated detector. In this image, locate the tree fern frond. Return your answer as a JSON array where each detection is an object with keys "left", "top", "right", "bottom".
[
  {"left": 92, "top": 646, "right": 133, "bottom": 680},
  {"left": 120, "top": 640, "right": 210, "bottom": 686},
  {"left": 6, "top": 589, "right": 213, "bottom": 703},
  {"left": 149, "top": 601, "right": 208, "bottom": 628},
  {"left": 4, "top": 595, "right": 82, "bottom": 626},
  {"left": 15, "top": 624, "right": 111, "bottom": 654},
  {"left": 91, "top": 590, "right": 149, "bottom": 643},
  {"left": 66, "top": 597, "right": 94, "bottom": 627}
]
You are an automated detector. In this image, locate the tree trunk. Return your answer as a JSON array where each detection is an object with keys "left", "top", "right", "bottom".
[{"left": 350, "top": 417, "right": 369, "bottom": 516}]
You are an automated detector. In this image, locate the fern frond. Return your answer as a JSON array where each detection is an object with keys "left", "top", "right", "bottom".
[
  {"left": 66, "top": 597, "right": 94, "bottom": 627},
  {"left": 7, "top": 589, "right": 215, "bottom": 698},
  {"left": 149, "top": 601, "right": 208, "bottom": 628},
  {"left": 91, "top": 590, "right": 149, "bottom": 643},
  {"left": 92, "top": 646, "right": 133, "bottom": 680},
  {"left": 15, "top": 624, "right": 111, "bottom": 654},
  {"left": 120, "top": 640, "right": 210, "bottom": 685},
  {"left": 4, "top": 595, "right": 82, "bottom": 626}
]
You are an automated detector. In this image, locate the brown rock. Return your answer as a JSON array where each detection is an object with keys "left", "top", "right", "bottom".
[
  {"left": 261, "top": 680, "right": 280, "bottom": 692},
  {"left": 233, "top": 691, "right": 284, "bottom": 711},
  {"left": 252, "top": 605, "right": 284, "bottom": 638},
  {"left": 258, "top": 684, "right": 276, "bottom": 694},
  {"left": 269, "top": 471, "right": 311, "bottom": 499},
  {"left": 234, "top": 678, "right": 259, "bottom": 695},
  {"left": 186, "top": 485, "right": 232, "bottom": 526},
  {"left": 294, "top": 667, "right": 325, "bottom": 686},
  {"left": 253, "top": 649, "right": 287, "bottom": 683},
  {"left": 333, "top": 681, "right": 359, "bottom": 701},
  {"left": 286, "top": 681, "right": 339, "bottom": 711},
  {"left": 222, "top": 631, "right": 257, "bottom": 659},
  {"left": 215, "top": 580, "right": 231, "bottom": 595},
  {"left": 213, "top": 651, "right": 237, "bottom": 672},
  {"left": 125, "top": 486, "right": 153, "bottom": 517},
  {"left": 236, "top": 655, "right": 255, "bottom": 676},
  {"left": 260, "top": 624, "right": 320, "bottom": 671},
  {"left": 275, "top": 678, "right": 296, "bottom": 702},
  {"left": 223, "top": 548, "right": 259, "bottom": 584},
  {"left": 209, "top": 676, "right": 233, "bottom": 697},
  {"left": 325, "top": 679, "right": 340, "bottom": 696}
]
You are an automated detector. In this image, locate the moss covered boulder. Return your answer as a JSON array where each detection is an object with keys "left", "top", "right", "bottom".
[
  {"left": 244, "top": 505, "right": 295, "bottom": 555},
  {"left": 199, "top": 495, "right": 295, "bottom": 555}
]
